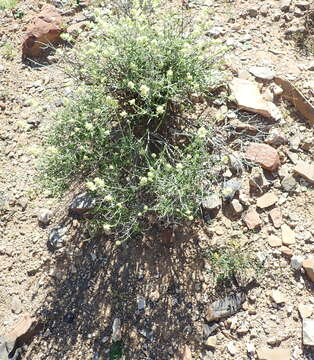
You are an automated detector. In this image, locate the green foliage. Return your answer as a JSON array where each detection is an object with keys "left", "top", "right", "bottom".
[
  {"left": 109, "top": 341, "right": 123, "bottom": 360},
  {"left": 0, "top": 43, "right": 15, "bottom": 60},
  {"left": 41, "top": 3, "right": 225, "bottom": 241},
  {"left": 208, "top": 243, "right": 257, "bottom": 283},
  {"left": 0, "top": 0, "right": 18, "bottom": 10}
]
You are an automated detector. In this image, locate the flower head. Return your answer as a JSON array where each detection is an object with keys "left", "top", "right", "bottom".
[
  {"left": 85, "top": 122, "right": 94, "bottom": 131},
  {"left": 129, "top": 99, "right": 136, "bottom": 105},
  {"left": 128, "top": 81, "right": 135, "bottom": 89},
  {"left": 156, "top": 105, "right": 165, "bottom": 114},
  {"left": 176, "top": 163, "right": 183, "bottom": 170},
  {"left": 120, "top": 111, "right": 127, "bottom": 118},
  {"left": 94, "top": 177, "right": 105, "bottom": 188},
  {"left": 197, "top": 126, "right": 207, "bottom": 139},
  {"left": 140, "top": 84, "right": 150, "bottom": 97},
  {"left": 86, "top": 181, "right": 96, "bottom": 192}
]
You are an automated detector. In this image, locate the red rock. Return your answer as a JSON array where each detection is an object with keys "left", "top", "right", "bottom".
[
  {"left": 246, "top": 143, "right": 280, "bottom": 172},
  {"left": 175, "top": 345, "right": 192, "bottom": 360},
  {"left": 243, "top": 207, "right": 261, "bottom": 229},
  {"left": 280, "top": 246, "right": 293, "bottom": 257},
  {"left": 294, "top": 161, "right": 314, "bottom": 184},
  {"left": 256, "top": 347, "right": 290, "bottom": 360},
  {"left": 303, "top": 258, "right": 314, "bottom": 282},
  {"left": 269, "top": 208, "right": 282, "bottom": 228},
  {"left": 22, "top": 5, "right": 62, "bottom": 57},
  {"left": 256, "top": 192, "right": 278, "bottom": 209},
  {"left": 5, "top": 313, "right": 35, "bottom": 342}
]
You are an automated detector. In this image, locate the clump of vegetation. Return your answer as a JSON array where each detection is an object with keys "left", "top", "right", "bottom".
[
  {"left": 0, "top": 43, "right": 16, "bottom": 60},
  {"left": 0, "top": 0, "right": 18, "bottom": 10},
  {"left": 41, "top": 2, "right": 226, "bottom": 241},
  {"left": 208, "top": 241, "right": 258, "bottom": 284}
]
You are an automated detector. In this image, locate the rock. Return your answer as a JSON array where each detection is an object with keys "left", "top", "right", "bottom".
[
  {"left": 230, "top": 199, "right": 243, "bottom": 215},
  {"left": 281, "top": 224, "right": 295, "bottom": 245},
  {"left": 247, "top": 343, "right": 255, "bottom": 355},
  {"left": 227, "top": 342, "right": 237, "bottom": 356},
  {"left": 245, "top": 143, "right": 280, "bottom": 172},
  {"left": 269, "top": 208, "right": 282, "bottom": 228},
  {"left": 222, "top": 178, "right": 241, "bottom": 201},
  {"left": 22, "top": 5, "right": 63, "bottom": 58},
  {"left": 112, "top": 318, "right": 121, "bottom": 342},
  {"left": 294, "top": 161, "right": 314, "bottom": 184},
  {"left": 280, "top": 0, "right": 291, "bottom": 12},
  {"left": 295, "top": 1, "right": 310, "bottom": 10},
  {"left": 11, "top": 296, "right": 22, "bottom": 314},
  {"left": 176, "top": 345, "right": 192, "bottom": 360},
  {"left": 0, "top": 313, "right": 36, "bottom": 360},
  {"left": 37, "top": 209, "right": 52, "bottom": 225},
  {"left": 249, "top": 167, "right": 269, "bottom": 191},
  {"left": 229, "top": 78, "right": 282, "bottom": 121},
  {"left": 243, "top": 207, "right": 261, "bottom": 230},
  {"left": 256, "top": 347, "right": 290, "bottom": 359},
  {"left": 66, "top": 21, "right": 89, "bottom": 38},
  {"left": 281, "top": 176, "right": 297, "bottom": 192},
  {"left": 248, "top": 66, "right": 275, "bottom": 81},
  {"left": 69, "top": 192, "right": 96, "bottom": 214},
  {"left": 137, "top": 297, "right": 146, "bottom": 310},
  {"left": 205, "top": 336, "right": 217, "bottom": 349},
  {"left": 265, "top": 130, "right": 288, "bottom": 147},
  {"left": 271, "top": 290, "right": 285, "bottom": 304},
  {"left": 298, "top": 304, "right": 313, "bottom": 319},
  {"left": 303, "top": 318, "right": 314, "bottom": 346},
  {"left": 274, "top": 77, "right": 314, "bottom": 125},
  {"left": 256, "top": 192, "right": 278, "bottom": 209},
  {"left": 267, "top": 235, "right": 282, "bottom": 247},
  {"left": 300, "top": 136, "right": 313, "bottom": 151},
  {"left": 291, "top": 255, "right": 304, "bottom": 270},
  {"left": 48, "top": 225, "right": 67, "bottom": 250},
  {"left": 202, "top": 194, "right": 221, "bottom": 210},
  {"left": 281, "top": 246, "right": 293, "bottom": 257},
  {"left": 206, "top": 292, "right": 245, "bottom": 322},
  {"left": 303, "top": 258, "right": 314, "bottom": 282},
  {"left": 307, "top": 62, "right": 314, "bottom": 71},
  {"left": 203, "top": 323, "right": 219, "bottom": 338}
]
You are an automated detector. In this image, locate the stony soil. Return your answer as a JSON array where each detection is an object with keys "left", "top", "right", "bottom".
[{"left": 0, "top": 0, "right": 314, "bottom": 359}]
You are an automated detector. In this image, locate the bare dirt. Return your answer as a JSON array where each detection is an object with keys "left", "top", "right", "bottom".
[{"left": 0, "top": 0, "right": 314, "bottom": 359}]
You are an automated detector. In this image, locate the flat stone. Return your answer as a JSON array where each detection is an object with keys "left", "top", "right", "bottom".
[
  {"left": 298, "top": 304, "right": 313, "bottom": 319},
  {"left": 249, "top": 167, "right": 269, "bottom": 191},
  {"left": 112, "top": 318, "right": 121, "bottom": 342},
  {"left": 267, "top": 235, "right": 282, "bottom": 247},
  {"left": 48, "top": 225, "right": 67, "bottom": 249},
  {"left": 265, "top": 129, "right": 288, "bottom": 147},
  {"left": 227, "top": 342, "right": 237, "bottom": 356},
  {"left": 303, "top": 318, "right": 314, "bottom": 346},
  {"left": 303, "top": 258, "right": 314, "bottom": 282},
  {"left": 281, "top": 224, "right": 295, "bottom": 245},
  {"left": 294, "top": 161, "right": 314, "bottom": 184},
  {"left": 280, "top": 0, "right": 291, "bottom": 12},
  {"left": 246, "top": 143, "right": 280, "bottom": 172},
  {"left": 249, "top": 66, "right": 275, "bottom": 81},
  {"left": 256, "top": 347, "right": 290, "bottom": 360},
  {"left": 243, "top": 207, "right": 261, "bottom": 229},
  {"left": 291, "top": 255, "right": 304, "bottom": 270},
  {"left": 269, "top": 208, "right": 282, "bottom": 228},
  {"left": 271, "top": 289, "right": 285, "bottom": 304},
  {"left": 229, "top": 78, "right": 282, "bottom": 121},
  {"left": 257, "top": 192, "right": 278, "bottom": 209},
  {"left": 307, "top": 62, "right": 314, "bottom": 71}
]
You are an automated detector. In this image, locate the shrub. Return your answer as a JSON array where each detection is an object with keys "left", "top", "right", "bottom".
[
  {"left": 41, "top": 3, "right": 226, "bottom": 241},
  {"left": 0, "top": 0, "right": 18, "bottom": 10}
]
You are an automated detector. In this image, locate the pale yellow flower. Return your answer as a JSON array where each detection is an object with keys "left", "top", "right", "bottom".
[
  {"left": 128, "top": 81, "right": 135, "bottom": 89},
  {"left": 129, "top": 99, "right": 136, "bottom": 105},
  {"left": 156, "top": 105, "right": 165, "bottom": 114},
  {"left": 197, "top": 127, "right": 207, "bottom": 139},
  {"left": 86, "top": 181, "right": 96, "bottom": 192},
  {"left": 85, "top": 122, "right": 94, "bottom": 131},
  {"left": 94, "top": 177, "right": 105, "bottom": 188},
  {"left": 176, "top": 163, "right": 183, "bottom": 170},
  {"left": 120, "top": 111, "right": 128, "bottom": 118},
  {"left": 140, "top": 84, "right": 150, "bottom": 97},
  {"left": 104, "top": 194, "right": 113, "bottom": 202}
]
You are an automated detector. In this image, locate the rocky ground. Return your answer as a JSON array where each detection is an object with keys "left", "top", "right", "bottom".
[{"left": 0, "top": 0, "right": 314, "bottom": 359}]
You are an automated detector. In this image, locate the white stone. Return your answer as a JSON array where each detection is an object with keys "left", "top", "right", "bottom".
[
  {"left": 291, "top": 255, "right": 304, "bottom": 270},
  {"left": 303, "top": 318, "right": 314, "bottom": 346},
  {"left": 249, "top": 66, "right": 276, "bottom": 81},
  {"left": 227, "top": 342, "right": 237, "bottom": 356}
]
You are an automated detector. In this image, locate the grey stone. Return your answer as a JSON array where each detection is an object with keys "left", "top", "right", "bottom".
[
  {"left": 280, "top": 0, "right": 291, "bottom": 12},
  {"left": 291, "top": 255, "right": 304, "bottom": 270},
  {"left": 295, "top": 1, "right": 310, "bottom": 10},
  {"left": 248, "top": 66, "right": 275, "bottom": 81},
  {"left": 11, "top": 296, "right": 22, "bottom": 314},
  {"left": 137, "top": 297, "right": 146, "bottom": 310},
  {"left": 69, "top": 192, "right": 96, "bottom": 215},
  {"left": 281, "top": 176, "right": 297, "bottom": 192},
  {"left": 303, "top": 318, "right": 314, "bottom": 346},
  {"left": 222, "top": 179, "right": 241, "bottom": 201},
  {"left": 37, "top": 209, "right": 52, "bottom": 225},
  {"left": 112, "top": 318, "right": 121, "bottom": 342},
  {"left": 202, "top": 194, "right": 221, "bottom": 210},
  {"left": 48, "top": 226, "right": 67, "bottom": 249}
]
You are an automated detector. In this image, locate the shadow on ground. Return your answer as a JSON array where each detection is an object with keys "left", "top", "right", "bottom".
[{"left": 25, "top": 217, "right": 214, "bottom": 360}]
